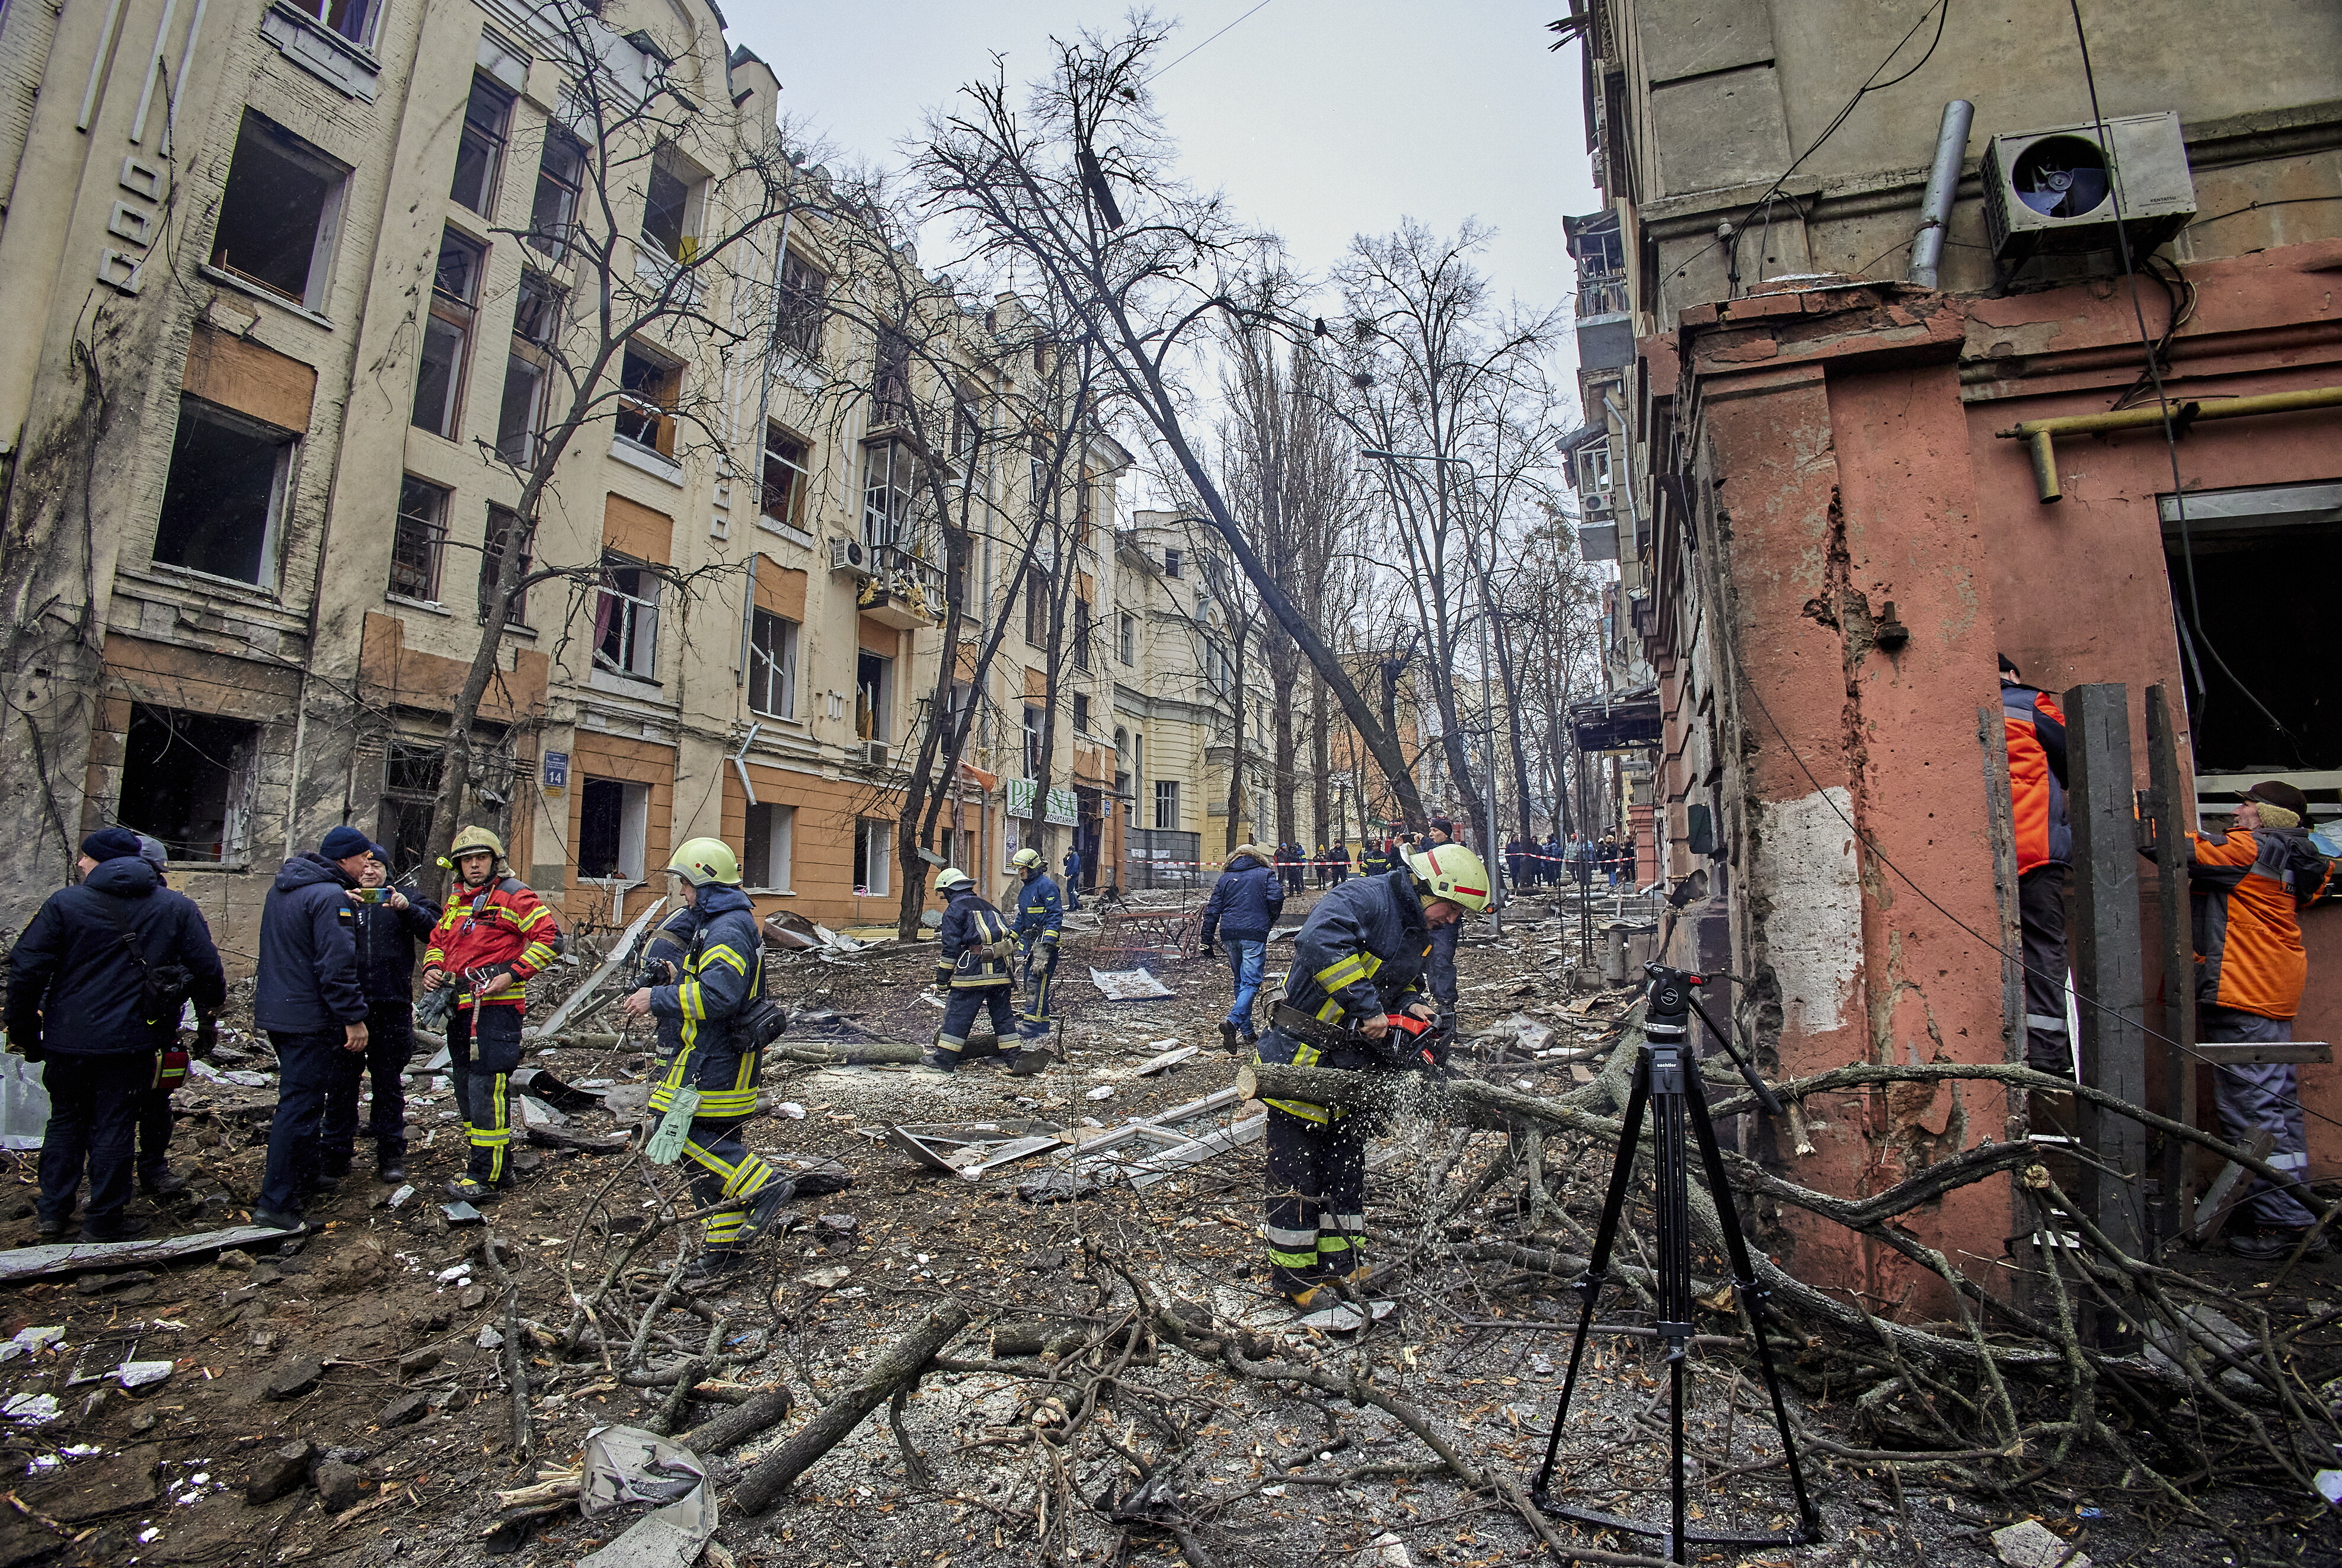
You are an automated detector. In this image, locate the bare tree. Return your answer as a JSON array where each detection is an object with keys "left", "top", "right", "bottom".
[{"left": 913, "top": 26, "right": 1429, "bottom": 828}]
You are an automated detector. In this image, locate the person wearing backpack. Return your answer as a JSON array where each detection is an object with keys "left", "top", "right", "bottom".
[
  {"left": 925, "top": 868, "right": 1044, "bottom": 1073},
  {"left": 4, "top": 828, "right": 225, "bottom": 1241}
]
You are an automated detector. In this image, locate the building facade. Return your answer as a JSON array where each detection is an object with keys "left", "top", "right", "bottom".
[
  {"left": 1558, "top": 0, "right": 2342, "bottom": 1295},
  {"left": 0, "top": 0, "right": 1167, "bottom": 962}
]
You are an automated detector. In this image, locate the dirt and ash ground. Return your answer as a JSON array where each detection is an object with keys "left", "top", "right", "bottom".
[{"left": 0, "top": 886, "right": 2334, "bottom": 1568}]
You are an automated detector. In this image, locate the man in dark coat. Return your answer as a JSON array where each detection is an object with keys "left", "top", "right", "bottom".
[
  {"left": 5, "top": 828, "right": 225, "bottom": 1241},
  {"left": 1200, "top": 844, "right": 1285, "bottom": 1052},
  {"left": 1328, "top": 839, "right": 1349, "bottom": 885},
  {"left": 129, "top": 834, "right": 206, "bottom": 1199},
  {"left": 324, "top": 849, "right": 440, "bottom": 1185},
  {"left": 251, "top": 826, "right": 373, "bottom": 1229}
]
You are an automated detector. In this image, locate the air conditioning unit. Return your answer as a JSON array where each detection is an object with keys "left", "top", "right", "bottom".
[
  {"left": 828, "top": 537, "right": 867, "bottom": 573},
  {"left": 864, "top": 741, "right": 890, "bottom": 769},
  {"left": 1980, "top": 111, "right": 2195, "bottom": 264}
]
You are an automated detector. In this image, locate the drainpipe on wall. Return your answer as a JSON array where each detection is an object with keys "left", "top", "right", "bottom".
[
  {"left": 1906, "top": 99, "right": 1974, "bottom": 290},
  {"left": 731, "top": 721, "right": 761, "bottom": 807}
]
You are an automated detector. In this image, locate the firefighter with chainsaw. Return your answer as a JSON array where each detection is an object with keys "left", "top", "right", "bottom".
[
  {"left": 1008, "top": 846, "right": 1065, "bottom": 1040},
  {"left": 420, "top": 828, "right": 560, "bottom": 1202},
  {"left": 925, "top": 868, "right": 1050, "bottom": 1073},
  {"left": 1254, "top": 841, "right": 1491, "bottom": 1311},
  {"left": 619, "top": 839, "right": 788, "bottom": 1279}
]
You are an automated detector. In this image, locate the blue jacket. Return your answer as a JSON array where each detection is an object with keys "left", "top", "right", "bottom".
[
  {"left": 1011, "top": 870, "right": 1063, "bottom": 942},
  {"left": 937, "top": 888, "right": 1015, "bottom": 988},
  {"left": 255, "top": 853, "right": 368, "bottom": 1033},
  {"left": 1200, "top": 852, "right": 1285, "bottom": 943},
  {"left": 352, "top": 889, "right": 442, "bottom": 1004},
  {"left": 5, "top": 857, "right": 226, "bottom": 1057},
  {"left": 1256, "top": 870, "right": 1431, "bottom": 1120},
  {"left": 648, "top": 887, "right": 764, "bottom": 1118}
]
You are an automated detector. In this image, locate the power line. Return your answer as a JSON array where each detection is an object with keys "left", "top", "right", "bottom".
[{"left": 1146, "top": 0, "right": 1277, "bottom": 84}]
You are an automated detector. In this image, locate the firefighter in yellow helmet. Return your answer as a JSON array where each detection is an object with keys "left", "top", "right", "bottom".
[
  {"left": 617, "top": 837, "right": 788, "bottom": 1279},
  {"left": 1007, "top": 846, "right": 1065, "bottom": 1040},
  {"left": 1254, "top": 841, "right": 1490, "bottom": 1311}
]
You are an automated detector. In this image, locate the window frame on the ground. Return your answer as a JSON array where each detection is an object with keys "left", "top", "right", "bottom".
[
  {"left": 450, "top": 73, "right": 514, "bottom": 218},
  {"left": 391, "top": 475, "right": 449, "bottom": 601},
  {"left": 207, "top": 109, "right": 349, "bottom": 312},
  {"left": 118, "top": 703, "right": 260, "bottom": 866},
  {"left": 743, "top": 800, "right": 795, "bottom": 892},
  {"left": 413, "top": 227, "right": 484, "bottom": 440},
  {"left": 151, "top": 395, "right": 295, "bottom": 589},
  {"left": 594, "top": 551, "right": 660, "bottom": 679},
  {"left": 748, "top": 607, "right": 798, "bottom": 719},
  {"left": 614, "top": 340, "right": 682, "bottom": 458}
]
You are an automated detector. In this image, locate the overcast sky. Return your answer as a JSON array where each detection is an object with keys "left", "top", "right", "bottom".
[{"left": 719, "top": 1, "right": 1602, "bottom": 327}]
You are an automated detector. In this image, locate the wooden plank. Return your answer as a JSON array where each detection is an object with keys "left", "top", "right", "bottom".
[
  {"left": 529, "top": 898, "right": 668, "bottom": 1041},
  {"left": 2066, "top": 682, "right": 2149, "bottom": 1324},
  {"left": 2185, "top": 1042, "right": 2330, "bottom": 1065},
  {"left": 1136, "top": 1045, "right": 1200, "bottom": 1076},
  {"left": 0, "top": 1224, "right": 301, "bottom": 1284},
  {"left": 2144, "top": 684, "right": 2199, "bottom": 1245},
  {"left": 2190, "top": 1129, "right": 2278, "bottom": 1244}
]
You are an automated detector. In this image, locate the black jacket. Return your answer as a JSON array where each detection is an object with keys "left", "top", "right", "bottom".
[
  {"left": 1200, "top": 852, "right": 1285, "bottom": 943},
  {"left": 255, "top": 853, "right": 368, "bottom": 1033},
  {"left": 5, "top": 857, "right": 226, "bottom": 1057},
  {"left": 352, "top": 889, "right": 442, "bottom": 1004}
]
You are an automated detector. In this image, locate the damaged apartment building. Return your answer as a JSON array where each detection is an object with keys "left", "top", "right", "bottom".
[
  {"left": 0, "top": 0, "right": 1183, "bottom": 962},
  {"left": 1556, "top": 0, "right": 2342, "bottom": 1296}
]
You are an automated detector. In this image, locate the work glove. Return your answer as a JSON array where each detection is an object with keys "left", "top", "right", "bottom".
[
  {"left": 193, "top": 1014, "right": 219, "bottom": 1058},
  {"left": 934, "top": 965, "right": 954, "bottom": 990}
]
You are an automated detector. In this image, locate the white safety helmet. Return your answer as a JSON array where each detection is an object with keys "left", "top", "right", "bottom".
[
  {"left": 1408, "top": 843, "right": 1493, "bottom": 914},
  {"left": 935, "top": 866, "right": 975, "bottom": 892}
]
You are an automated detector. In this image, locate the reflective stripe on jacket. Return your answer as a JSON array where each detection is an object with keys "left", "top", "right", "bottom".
[
  {"left": 423, "top": 875, "right": 560, "bottom": 1007},
  {"left": 1012, "top": 872, "right": 1063, "bottom": 940},
  {"left": 2190, "top": 824, "right": 2332, "bottom": 1019},
  {"left": 648, "top": 887, "right": 764, "bottom": 1118},
  {"left": 1254, "top": 870, "right": 1431, "bottom": 1122},
  {"left": 938, "top": 889, "right": 1015, "bottom": 988},
  {"left": 2002, "top": 680, "right": 2071, "bottom": 875}
]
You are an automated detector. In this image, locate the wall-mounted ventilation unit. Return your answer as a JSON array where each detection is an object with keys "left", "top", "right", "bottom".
[
  {"left": 1980, "top": 111, "right": 2195, "bottom": 264},
  {"left": 828, "top": 537, "right": 866, "bottom": 573}
]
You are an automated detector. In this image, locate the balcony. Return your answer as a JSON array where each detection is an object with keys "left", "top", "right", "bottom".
[
  {"left": 1576, "top": 276, "right": 1629, "bottom": 319},
  {"left": 856, "top": 542, "right": 948, "bottom": 629},
  {"left": 1575, "top": 272, "right": 1634, "bottom": 371}
]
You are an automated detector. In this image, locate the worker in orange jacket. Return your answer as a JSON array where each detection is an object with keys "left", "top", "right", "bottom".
[
  {"left": 421, "top": 828, "right": 560, "bottom": 1201},
  {"left": 2002, "top": 657, "right": 2073, "bottom": 1075},
  {"left": 2188, "top": 779, "right": 2331, "bottom": 1260}
]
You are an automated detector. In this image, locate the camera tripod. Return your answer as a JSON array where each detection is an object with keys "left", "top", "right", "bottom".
[{"left": 1530, "top": 964, "right": 1822, "bottom": 1563}]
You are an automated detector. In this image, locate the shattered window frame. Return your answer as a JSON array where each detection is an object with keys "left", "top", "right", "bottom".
[
  {"left": 450, "top": 73, "right": 515, "bottom": 217},
  {"left": 207, "top": 110, "right": 349, "bottom": 312},
  {"left": 391, "top": 474, "right": 449, "bottom": 601},
  {"left": 151, "top": 395, "right": 295, "bottom": 590}
]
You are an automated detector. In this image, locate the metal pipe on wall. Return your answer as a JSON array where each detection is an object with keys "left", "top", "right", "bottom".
[{"left": 1907, "top": 99, "right": 1974, "bottom": 289}]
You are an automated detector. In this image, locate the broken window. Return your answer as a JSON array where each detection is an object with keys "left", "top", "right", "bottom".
[
  {"left": 496, "top": 272, "right": 561, "bottom": 465},
  {"left": 478, "top": 504, "right": 531, "bottom": 624},
  {"left": 577, "top": 776, "right": 648, "bottom": 881},
  {"left": 594, "top": 552, "right": 659, "bottom": 679},
  {"left": 614, "top": 341, "right": 680, "bottom": 458},
  {"left": 861, "top": 438, "right": 915, "bottom": 548},
  {"left": 872, "top": 329, "right": 911, "bottom": 426},
  {"left": 743, "top": 801, "right": 794, "bottom": 890},
  {"left": 1073, "top": 597, "right": 1091, "bottom": 671},
  {"left": 777, "top": 250, "right": 825, "bottom": 360},
  {"left": 529, "top": 129, "right": 586, "bottom": 261},
  {"left": 209, "top": 110, "right": 347, "bottom": 310},
  {"left": 413, "top": 228, "right": 483, "bottom": 439},
  {"left": 152, "top": 396, "right": 292, "bottom": 586},
  {"left": 118, "top": 705, "right": 258, "bottom": 863},
  {"left": 749, "top": 608, "right": 797, "bottom": 718},
  {"left": 391, "top": 475, "right": 448, "bottom": 600},
  {"left": 1023, "top": 703, "right": 1043, "bottom": 779},
  {"left": 761, "top": 423, "right": 809, "bottom": 529},
  {"left": 641, "top": 147, "right": 697, "bottom": 263},
  {"left": 2165, "top": 481, "right": 2342, "bottom": 775},
  {"left": 293, "top": 0, "right": 379, "bottom": 49},
  {"left": 449, "top": 75, "right": 513, "bottom": 216},
  {"left": 852, "top": 818, "right": 891, "bottom": 896},
  {"left": 856, "top": 650, "right": 892, "bottom": 743},
  {"left": 377, "top": 740, "right": 444, "bottom": 874}
]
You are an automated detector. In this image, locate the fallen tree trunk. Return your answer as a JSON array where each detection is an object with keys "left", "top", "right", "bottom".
[
  {"left": 681, "top": 1384, "right": 794, "bottom": 1457},
  {"left": 730, "top": 1303, "right": 970, "bottom": 1512},
  {"left": 771, "top": 1042, "right": 926, "bottom": 1066}
]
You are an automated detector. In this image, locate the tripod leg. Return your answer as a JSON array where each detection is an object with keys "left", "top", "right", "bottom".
[
  {"left": 1682, "top": 1069, "right": 1825, "bottom": 1542},
  {"left": 1647, "top": 1048, "right": 1694, "bottom": 1564},
  {"left": 1533, "top": 1048, "right": 1652, "bottom": 1500}
]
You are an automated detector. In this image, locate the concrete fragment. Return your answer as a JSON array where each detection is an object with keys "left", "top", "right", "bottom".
[
  {"left": 312, "top": 1457, "right": 374, "bottom": 1512},
  {"left": 247, "top": 1439, "right": 315, "bottom": 1504},
  {"left": 1990, "top": 1519, "right": 2089, "bottom": 1568},
  {"left": 398, "top": 1346, "right": 443, "bottom": 1378},
  {"left": 115, "top": 1359, "right": 174, "bottom": 1391},
  {"left": 378, "top": 1391, "right": 429, "bottom": 1428}
]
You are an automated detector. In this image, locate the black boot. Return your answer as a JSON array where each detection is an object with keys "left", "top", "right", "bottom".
[{"left": 378, "top": 1150, "right": 408, "bottom": 1184}]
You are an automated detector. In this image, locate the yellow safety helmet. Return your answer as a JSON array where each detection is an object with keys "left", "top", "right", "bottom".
[
  {"left": 667, "top": 837, "right": 742, "bottom": 887},
  {"left": 1409, "top": 842, "right": 1492, "bottom": 914},
  {"left": 445, "top": 825, "right": 506, "bottom": 866},
  {"left": 1010, "top": 847, "right": 1044, "bottom": 871},
  {"left": 935, "top": 866, "right": 974, "bottom": 892}
]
